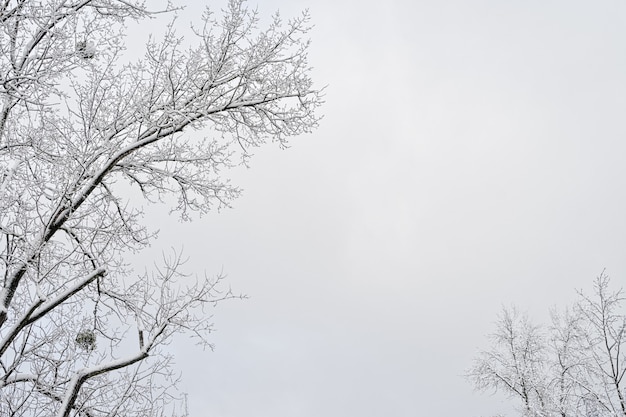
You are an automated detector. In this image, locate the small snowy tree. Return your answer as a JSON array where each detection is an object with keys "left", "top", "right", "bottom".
[
  {"left": 468, "top": 273, "right": 626, "bottom": 417},
  {"left": 0, "top": 0, "right": 322, "bottom": 416}
]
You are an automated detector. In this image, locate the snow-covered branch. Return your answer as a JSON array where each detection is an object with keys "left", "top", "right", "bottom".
[{"left": 0, "top": 0, "right": 321, "bottom": 415}]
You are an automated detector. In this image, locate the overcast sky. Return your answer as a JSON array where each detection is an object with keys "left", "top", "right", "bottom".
[{"left": 127, "top": 1, "right": 626, "bottom": 416}]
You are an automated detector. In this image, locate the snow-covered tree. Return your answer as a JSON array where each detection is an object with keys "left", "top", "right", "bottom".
[
  {"left": 468, "top": 273, "right": 626, "bottom": 417},
  {"left": 0, "top": 0, "right": 322, "bottom": 415}
]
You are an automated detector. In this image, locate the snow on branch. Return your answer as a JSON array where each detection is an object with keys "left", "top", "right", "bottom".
[{"left": 0, "top": 0, "right": 322, "bottom": 415}]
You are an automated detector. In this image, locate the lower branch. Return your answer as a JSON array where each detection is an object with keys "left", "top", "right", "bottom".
[
  {"left": 56, "top": 350, "right": 149, "bottom": 417},
  {"left": 0, "top": 268, "right": 106, "bottom": 358},
  {"left": 55, "top": 322, "right": 168, "bottom": 417}
]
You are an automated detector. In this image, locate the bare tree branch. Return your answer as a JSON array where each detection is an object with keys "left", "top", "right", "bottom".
[{"left": 0, "top": 0, "right": 322, "bottom": 415}]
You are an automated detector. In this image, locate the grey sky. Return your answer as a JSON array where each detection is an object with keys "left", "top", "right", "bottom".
[{"left": 128, "top": 1, "right": 626, "bottom": 416}]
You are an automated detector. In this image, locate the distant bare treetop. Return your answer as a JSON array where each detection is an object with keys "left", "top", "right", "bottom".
[
  {"left": 0, "top": 0, "right": 322, "bottom": 415},
  {"left": 468, "top": 273, "right": 626, "bottom": 417}
]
